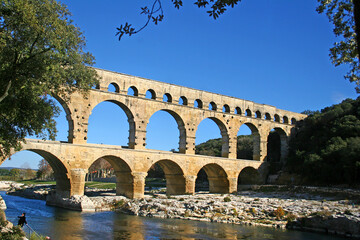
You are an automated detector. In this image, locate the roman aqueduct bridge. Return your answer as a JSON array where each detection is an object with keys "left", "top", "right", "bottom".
[{"left": 2, "top": 68, "right": 306, "bottom": 199}]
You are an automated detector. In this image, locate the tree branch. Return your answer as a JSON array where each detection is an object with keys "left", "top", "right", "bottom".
[{"left": 0, "top": 80, "right": 12, "bottom": 103}]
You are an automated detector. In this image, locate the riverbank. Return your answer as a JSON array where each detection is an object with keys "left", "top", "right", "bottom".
[{"left": 3, "top": 182, "right": 360, "bottom": 238}]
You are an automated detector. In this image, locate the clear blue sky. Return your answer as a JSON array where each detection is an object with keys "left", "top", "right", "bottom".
[{"left": 3, "top": 0, "right": 358, "bottom": 169}]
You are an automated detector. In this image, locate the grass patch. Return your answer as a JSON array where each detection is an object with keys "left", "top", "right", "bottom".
[
  {"left": 17, "top": 180, "right": 56, "bottom": 185},
  {"left": 85, "top": 181, "right": 116, "bottom": 189}
]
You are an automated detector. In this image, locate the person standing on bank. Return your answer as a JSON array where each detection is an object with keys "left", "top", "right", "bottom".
[{"left": 17, "top": 212, "right": 27, "bottom": 227}]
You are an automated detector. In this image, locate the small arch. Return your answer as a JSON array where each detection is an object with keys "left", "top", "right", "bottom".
[
  {"left": 178, "top": 96, "right": 188, "bottom": 105},
  {"left": 108, "top": 83, "right": 120, "bottom": 93},
  {"left": 291, "top": 118, "right": 297, "bottom": 125},
  {"left": 283, "top": 116, "right": 289, "bottom": 124},
  {"left": 265, "top": 113, "right": 271, "bottom": 120},
  {"left": 163, "top": 93, "right": 172, "bottom": 103},
  {"left": 255, "top": 111, "right": 262, "bottom": 119},
  {"left": 245, "top": 109, "right": 252, "bottom": 117},
  {"left": 194, "top": 99, "right": 203, "bottom": 109},
  {"left": 127, "top": 86, "right": 138, "bottom": 96},
  {"left": 146, "top": 89, "right": 156, "bottom": 99},
  {"left": 222, "top": 104, "right": 230, "bottom": 113},
  {"left": 209, "top": 102, "right": 217, "bottom": 111},
  {"left": 146, "top": 160, "right": 185, "bottom": 195},
  {"left": 234, "top": 107, "right": 241, "bottom": 115},
  {"left": 274, "top": 114, "right": 280, "bottom": 122},
  {"left": 238, "top": 167, "right": 260, "bottom": 190},
  {"left": 237, "top": 122, "right": 260, "bottom": 160},
  {"left": 195, "top": 163, "right": 229, "bottom": 193}
]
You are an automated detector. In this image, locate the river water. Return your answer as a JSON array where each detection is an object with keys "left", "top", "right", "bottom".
[{"left": 1, "top": 191, "right": 346, "bottom": 240}]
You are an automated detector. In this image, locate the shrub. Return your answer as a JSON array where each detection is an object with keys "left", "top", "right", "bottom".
[
  {"left": 286, "top": 213, "right": 297, "bottom": 222},
  {"left": 178, "top": 198, "right": 185, "bottom": 201},
  {"left": 112, "top": 199, "right": 125, "bottom": 209},
  {"left": 223, "top": 197, "right": 231, "bottom": 202},
  {"left": 273, "top": 207, "right": 285, "bottom": 220}
]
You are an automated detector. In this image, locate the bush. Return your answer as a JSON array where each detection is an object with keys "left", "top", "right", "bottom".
[
  {"left": 223, "top": 197, "right": 231, "bottom": 202},
  {"left": 286, "top": 213, "right": 297, "bottom": 222},
  {"left": 273, "top": 207, "right": 285, "bottom": 220}
]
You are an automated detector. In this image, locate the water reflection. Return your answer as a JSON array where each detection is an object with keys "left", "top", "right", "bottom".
[{"left": 1, "top": 192, "right": 345, "bottom": 240}]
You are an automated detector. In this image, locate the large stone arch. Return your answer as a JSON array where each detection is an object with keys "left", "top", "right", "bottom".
[
  {"left": 89, "top": 100, "right": 136, "bottom": 148},
  {"left": 146, "top": 159, "right": 186, "bottom": 195},
  {"left": 267, "top": 127, "right": 288, "bottom": 162},
  {"left": 6, "top": 148, "right": 71, "bottom": 198},
  {"left": 195, "top": 117, "right": 229, "bottom": 157},
  {"left": 90, "top": 155, "right": 135, "bottom": 198},
  {"left": 238, "top": 122, "right": 261, "bottom": 160},
  {"left": 146, "top": 109, "right": 187, "bottom": 153},
  {"left": 52, "top": 95, "right": 74, "bottom": 143},
  {"left": 237, "top": 166, "right": 261, "bottom": 190},
  {"left": 196, "top": 163, "right": 229, "bottom": 193}
]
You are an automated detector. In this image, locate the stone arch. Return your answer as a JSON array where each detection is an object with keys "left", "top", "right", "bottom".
[
  {"left": 274, "top": 114, "right": 280, "bottom": 122},
  {"left": 267, "top": 127, "right": 288, "bottom": 162},
  {"left": 127, "top": 86, "right": 138, "bottom": 96},
  {"left": 238, "top": 122, "right": 260, "bottom": 160},
  {"left": 255, "top": 110, "right": 262, "bottom": 119},
  {"left": 146, "top": 109, "right": 186, "bottom": 153},
  {"left": 179, "top": 96, "right": 188, "bottom": 105},
  {"left": 108, "top": 82, "right": 120, "bottom": 93},
  {"left": 194, "top": 99, "right": 203, "bottom": 109},
  {"left": 291, "top": 118, "right": 297, "bottom": 125},
  {"left": 91, "top": 155, "right": 134, "bottom": 198},
  {"left": 237, "top": 167, "right": 260, "bottom": 189},
  {"left": 163, "top": 93, "right": 172, "bottom": 103},
  {"left": 235, "top": 107, "right": 241, "bottom": 115},
  {"left": 283, "top": 116, "right": 289, "bottom": 124},
  {"left": 52, "top": 95, "right": 74, "bottom": 143},
  {"left": 195, "top": 117, "right": 229, "bottom": 157},
  {"left": 196, "top": 163, "right": 229, "bottom": 193},
  {"left": 209, "top": 101, "right": 217, "bottom": 111},
  {"left": 146, "top": 89, "right": 156, "bottom": 100},
  {"left": 222, "top": 104, "right": 230, "bottom": 113},
  {"left": 8, "top": 148, "right": 71, "bottom": 198},
  {"left": 89, "top": 100, "right": 136, "bottom": 148},
  {"left": 147, "top": 160, "right": 185, "bottom": 195},
  {"left": 265, "top": 113, "right": 271, "bottom": 120},
  {"left": 245, "top": 109, "right": 252, "bottom": 117}
]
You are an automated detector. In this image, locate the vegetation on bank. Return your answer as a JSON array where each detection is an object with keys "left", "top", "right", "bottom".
[{"left": 287, "top": 97, "right": 360, "bottom": 185}]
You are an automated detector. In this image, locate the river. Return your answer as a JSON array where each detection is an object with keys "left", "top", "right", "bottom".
[{"left": 1, "top": 191, "right": 346, "bottom": 240}]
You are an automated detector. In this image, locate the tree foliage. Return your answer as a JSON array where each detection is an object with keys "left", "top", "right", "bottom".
[
  {"left": 37, "top": 158, "right": 53, "bottom": 180},
  {"left": 0, "top": 0, "right": 98, "bottom": 158},
  {"left": 317, "top": 0, "right": 360, "bottom": 93},
  {"left": 287, "top": 97, "right": 360, "bottom": 185}
]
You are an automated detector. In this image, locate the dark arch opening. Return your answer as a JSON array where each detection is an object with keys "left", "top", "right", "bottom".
[
  {"left": 235, "top": 107, "right": 241, "bottom": 115},
  {"left": 255, "top": 111, "right": 262, "bottom": 119},
  {"left": 195, "top": 117, "right": 229, "bottom": 158},
  {"left": 283, "top": 116, "right": 289, "bottom": 124},
  {"left": 209, "top": 102, "right": 217, "bottom": 111},
  {"left": 274, "top": 114, "right": 280, "bottom": 122},
  {"left": 245, "top": 109, "right": 252, "bottom": 117},
  {"left": 146, "top": 89, "right": 156, "bottom": 100},
  {"left": 146, "top": 160, "right": 185, "bottom": 195},
  {"left": 237, "top": 123, "right": 260, "bottom": 160},
  {"left": 291, "top": 118, "right": 297, "bottom": 125},
  {"left": 88, "top": 100, "right": 135, "bottom": 148},
  {"left": 237, "top": 167, "right": 260, "bottom": 190},
  {"left": 267, "top": 128, "right": 288, "bottom": 164},
  {"left": 127, "top": 86, "right": 139, "bottom": 96},
  {"left": 194, "top": 99, "right": 203, "bottom": 109},
  {"left": 265, "top": 113, "right": 271, "bottom": 121},
  {"left": 178, "top": 96, "right": 188, "bottom": 105},
  {"left": 108, "top": 83, "right": 120, "bottom": 93},
  {"left": 146, "top": 110, "right": 186, "bottom": 153},
  {"left": 223, "top": 104, "right": 230, "bottom": 113},
  {"left": 163, "top": 93, "right": 172, "bottom": 103},
  {"left": 195, "top": 164, "right": 229, "bottom": 193}
]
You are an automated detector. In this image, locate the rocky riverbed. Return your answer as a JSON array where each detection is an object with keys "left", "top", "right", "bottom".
[{"left": 2, "top": 182, "right": 360, "bottom": 238}]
